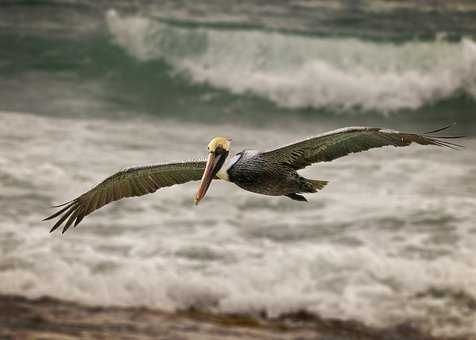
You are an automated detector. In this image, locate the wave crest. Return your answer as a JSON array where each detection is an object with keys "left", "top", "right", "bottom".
[{"left": 106, "top": 9, "right": 476, "bottom": 113}]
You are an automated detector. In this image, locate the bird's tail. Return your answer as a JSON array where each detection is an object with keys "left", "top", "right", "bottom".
[{"left": 308, "top": 179, "right": 329, "bottom": 191}]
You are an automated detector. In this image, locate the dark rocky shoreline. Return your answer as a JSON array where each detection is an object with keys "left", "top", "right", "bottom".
[{"left": 0, "top": 294, "right": 470, "bottom": 340}]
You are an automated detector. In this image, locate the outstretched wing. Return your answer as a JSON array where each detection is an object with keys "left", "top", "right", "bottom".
[
  {"left": 45, "top": 160, "right": 207, "bottom": 233},
  {"left": 262, "top": 125, "right": 463, "bottom": 170}
]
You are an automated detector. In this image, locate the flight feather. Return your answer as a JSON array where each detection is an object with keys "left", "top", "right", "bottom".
[
  {"left": 45, "top": 161, "right": 207, "bottom": 233},
  {"left": 262, "top": 126, "right": 463, "bottom": 170}
]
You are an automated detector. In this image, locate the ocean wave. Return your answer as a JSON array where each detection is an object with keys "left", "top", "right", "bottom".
[
  {"left": 1, "top": 111, "right": 475, "bottom": 337},
  {"left": 106, "top": 9, "right": 476, "bottom": 113}
]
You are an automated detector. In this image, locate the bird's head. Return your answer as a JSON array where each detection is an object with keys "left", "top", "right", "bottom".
[
  {"left": 207, "top": 136, "right": 231, "bottom": 153},
  {"left": 195, "top": 137, "right": 231, "bottom": 205}
]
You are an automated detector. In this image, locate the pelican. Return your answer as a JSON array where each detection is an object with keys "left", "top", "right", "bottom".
[{"left": 45, "top": 125, "right": 463, "bottom": 233}]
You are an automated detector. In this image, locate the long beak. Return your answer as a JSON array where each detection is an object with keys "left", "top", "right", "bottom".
[{"left": 195, "top": 152, "right": 222, "bottom": 205}]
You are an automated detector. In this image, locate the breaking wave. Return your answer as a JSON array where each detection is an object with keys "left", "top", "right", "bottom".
[{"left": 106, "top": 9, "right": 476, "bottom": 113}]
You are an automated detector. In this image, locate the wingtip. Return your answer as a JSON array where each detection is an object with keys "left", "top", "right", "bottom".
[
  {"left": 74, "top": 215, "right": 85, "bottom": 228},
  {"left": 51, "top": 198, "right": 75, "bottom": 208},
  {"left": 420, "top": 123, "right": 465, "bottom": 150},
  {"left": 423, "top": 123, "right": 457, "bottom": 135}
]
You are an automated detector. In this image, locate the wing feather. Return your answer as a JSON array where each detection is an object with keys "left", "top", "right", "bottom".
[
  {"left": 45, "top": 160, "right": 207, "bottom": 233},
  {"left": 263, "top": 126, "right": 463, "bottom": 170}
]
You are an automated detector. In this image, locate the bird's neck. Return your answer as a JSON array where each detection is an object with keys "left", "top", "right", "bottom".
[{"left": 216, "top": 153, "right": 240, "bottom": 181}]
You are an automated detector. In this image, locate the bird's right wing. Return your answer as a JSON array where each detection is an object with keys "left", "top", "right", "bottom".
[
  {"left": 45, "top": 160, "right": 207, "bottom": 233},
  {"left": 262, "top": 126, "right": 463, "bottom": 170}
]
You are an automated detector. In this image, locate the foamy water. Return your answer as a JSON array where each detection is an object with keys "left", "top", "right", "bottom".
[
  {"left": 1, "top": 2, "right": 476, "bottom": 337},
  {"left": 107, "top": 10, "right": 476, "bottom": 113},
  {"left": 0, "top": 111, "right": 474, "bottom": 337}
]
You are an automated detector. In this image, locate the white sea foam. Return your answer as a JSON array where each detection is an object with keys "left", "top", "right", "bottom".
[
  {"left": 106, "top": 10, "right": 476, "bottom": 113},
  {"left": 0, "top": 111, "right": 475, "bottom": 336}
]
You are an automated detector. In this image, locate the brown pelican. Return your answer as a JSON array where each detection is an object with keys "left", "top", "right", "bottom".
[{"left": 45, "top": 125, "right": 463, "bottom": 233}]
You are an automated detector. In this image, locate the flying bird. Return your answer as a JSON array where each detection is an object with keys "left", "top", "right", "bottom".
[{"left": 45, "top": 125, "right": 463, "bottom": 233}]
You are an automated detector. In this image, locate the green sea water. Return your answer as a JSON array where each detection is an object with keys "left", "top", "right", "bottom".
[{"left": 1, "top": 0, "right": 475, "bottom": 133}]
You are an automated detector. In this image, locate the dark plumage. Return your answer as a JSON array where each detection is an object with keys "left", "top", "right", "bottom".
[{"left": 44, "top": 161, "right": 206, "bottom": 233}]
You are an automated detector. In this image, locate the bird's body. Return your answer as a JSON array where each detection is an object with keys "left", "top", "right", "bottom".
[
  {"left": 224, "top": 150, "right": 325, "bottom": 199},
  {"left": 45, "top": 125, "right": 463, "bottom": 233}
]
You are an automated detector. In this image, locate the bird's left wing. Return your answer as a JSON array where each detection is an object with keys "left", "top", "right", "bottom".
[
  {"left": 45, "top": 160, "right": 206, "bottom": 233},
  {"left": 262, "top": 126, "right": 463, "bottom": 170}
]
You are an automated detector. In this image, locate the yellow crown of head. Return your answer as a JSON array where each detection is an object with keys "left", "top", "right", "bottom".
[{"left": 208, "top": 137, "right": 231, "bottom": 152}]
